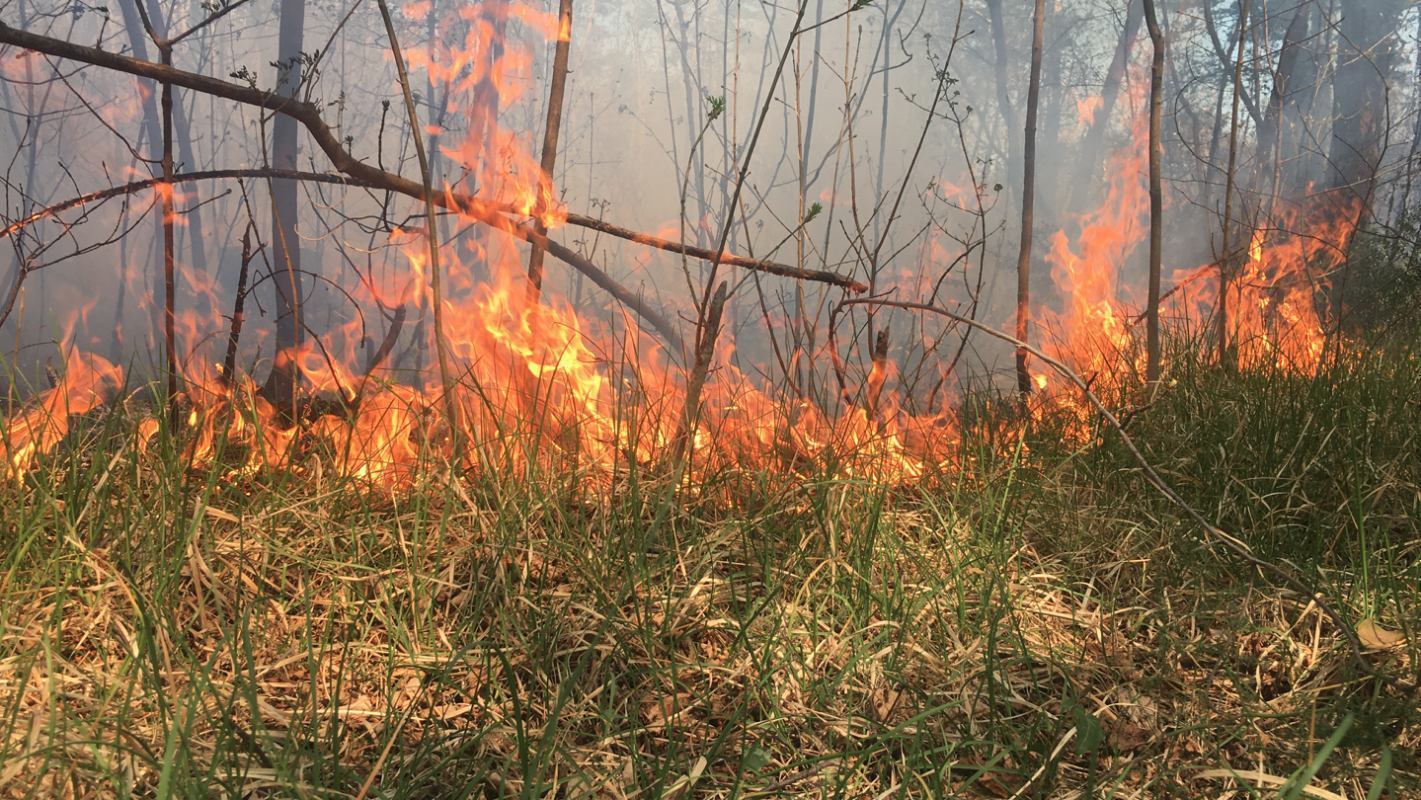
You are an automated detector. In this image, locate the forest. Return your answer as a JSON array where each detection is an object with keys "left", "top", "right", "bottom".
[{"left": 0, "top": 0, "right": 1419, "bottom": 796}]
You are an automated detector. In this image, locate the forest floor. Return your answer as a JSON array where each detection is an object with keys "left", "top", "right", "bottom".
[{"left": 0, "top": 346, "right": 1418, "bottom": 799}]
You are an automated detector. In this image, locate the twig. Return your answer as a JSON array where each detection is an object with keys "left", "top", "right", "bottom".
[
  {"left": 670, "top": 280, "right": 728, "bottom": 471},
  {"left": 0, "top": 23, "right": 854, "bottom": 338},
  {"left": 0, "top": 22, "right": 858, "bottom": 285},
  {"left": 362, "top": 304, "right": 405, "bottom": 377},
  {"left": 0, "top": 168, "right": 681, "bottom": 349},
  {"left": 221, "top": 225, "right": 256, "bottom": 385}
]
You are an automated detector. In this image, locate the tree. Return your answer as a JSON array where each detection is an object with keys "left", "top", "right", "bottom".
[
  {"left": 264, "top": 0, "right": 308, "bottom": 408},
  {"left": 1143, "top": 0, "right": 1165, "bottom": 383},
  {"left": 1014, "top": 0, "right": 1046, "bottom": 396},
  {"left": 1327, "top": 0, "right": 1404, "bottom": 218}
]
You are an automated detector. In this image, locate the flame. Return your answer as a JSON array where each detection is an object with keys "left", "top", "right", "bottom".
[
  {"left": 1076, "top": 95, "right": 1104, "bottom": 130},
  {"left": 4, "top": 349, "right": 123, "bottom": 480},
  {"left": 0, "top": 5, "right": 1362, "bottom": 493}
]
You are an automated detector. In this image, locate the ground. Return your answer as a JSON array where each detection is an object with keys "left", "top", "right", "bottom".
[{"left": 0, "top": 348, "right": 1418, "bottom": 798}]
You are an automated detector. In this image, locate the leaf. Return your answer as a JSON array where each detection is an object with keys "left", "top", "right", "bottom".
[
  {"left": 1074, "top": 709, "right": 1104, "bottom": 755},
  {"left": 742, "top": 745, "right": 771, "bottom": 773},
  {"left": 1357, "top": 618, "right": 1406, "bottom": 650}
]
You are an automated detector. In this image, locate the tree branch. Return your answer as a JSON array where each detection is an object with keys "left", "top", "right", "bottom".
[
  {"left": 0, "top": 167, "right": 687, "bottom": 350},
  {"left": 0, "top": 20, "right": 862, "bottom": 300}
]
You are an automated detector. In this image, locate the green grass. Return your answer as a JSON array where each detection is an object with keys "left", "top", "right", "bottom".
[{"left": 0, "top": 344, "right": 1418, "bottom": 798}]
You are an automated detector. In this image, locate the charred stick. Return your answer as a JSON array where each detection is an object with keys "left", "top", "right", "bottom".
[
  {"left": 363, "top": 304, "right": 406, "bottom": 377},
  {"left": 526, "top": 0, "right": 574, "bottom": 301},
  {"left": 866, "top": 326, "right": 889, "bottom": 420},
  {"left": 222, "top": 226, "right": 256, "bottom": 385},
  {"left": 0, "top": 161, "right": 688, "bottom": 352}
]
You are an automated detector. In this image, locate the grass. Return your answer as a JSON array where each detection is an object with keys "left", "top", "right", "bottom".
[{"left": 0, "top": 342, "right": 1418, "bottom": 798}]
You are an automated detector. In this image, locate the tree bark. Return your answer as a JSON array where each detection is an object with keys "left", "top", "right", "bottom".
[
  {"left": 1254, "top": 2, "right": 1309, "bottom": 211},
  {"left": 984, "top": 0, "right": 1020, "bottom": 199},
  {"left": 264, "top": 0, "right": 308, "bottom": 408},
  {"left": 1066, "top": 0, "right": 1141, "bottom": 212},
  {"left": 1219, "top": 0, "right": 1248, "bottom": 369},
  {"left": 1014, "top": 0, "right": 1046, "bottom": 396},
  {"left": 1143, "top": 0, "right": 1165, "bottom": 384},
  {"left": 1327, "top": 0, "right": 1401, "bottom": 218}
]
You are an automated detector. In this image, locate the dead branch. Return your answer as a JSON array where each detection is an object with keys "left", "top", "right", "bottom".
[
  {"left": 0, "top": 21, "right": 862, "bottom": 300},
  {"left": 526, "top": 0, "right": 574, "bottom": 301},
  {"left": 221, "top": 225, "right": 256, "bottom": 385},
  {"left": 0, "top": 165, "right": 682, "bottom": 350}
]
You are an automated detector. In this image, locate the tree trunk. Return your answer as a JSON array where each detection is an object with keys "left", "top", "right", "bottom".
[
  {"left": 1143, "top": 0, "right": 1165, "bottom": 384},
  {"left": 984, "top": 0, "right": 1019, "bottom": 199},
  {"left": 263, "top": 0, "right": 307, "bottom": 408},
  {"left": 1219, "top": 0, "right": 1248, "bottom": 369},
  {"left": 1014, "top": 0, "right": 1046, "bottom": 396},
  {"left": 1327, "top": 0, "right": 1401, "bottom": 218},
  {"left": 1254, "top": 1, "right": 1309, "bottom": 215},
  {"left": 1066, "top": 0, "right": 1141, "bottom": 213}
]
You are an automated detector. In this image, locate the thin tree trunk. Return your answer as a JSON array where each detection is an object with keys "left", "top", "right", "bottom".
[
  {"left": 1255, "top": 4, "right": 1309, "bottom": 190},
  {"left": 161, "top": 41, "right": 178, "bottom": 419},
  {"left": 1219, "top": 0, "right": 1248, "bottom": 370},
  {"left": 264, "top": 0, "right": 307, "bottom": 408},
  {"left": 128, "top": 0, "right": 180, "bottom": 416},
  {"left": 984, "top": 0, "right": 1019, "bottom": 200},
  {"left": 1327, "top": 0, "right": 1399, "bottom": 219},
  {"left": 1143, "top": 0, "right": 1165, "bottom": 383},
  {"left": 526, "top": 0, "right": 574, "bottom": 302},
  {"left": 376, "top": 0, "right": 461, "bottom": 455},
  {"left": 141, "top": 0, "right": 208, "bottom": 276},
  {"left": 1015, "top": 0, "right": 1046, "bottom": 396}
]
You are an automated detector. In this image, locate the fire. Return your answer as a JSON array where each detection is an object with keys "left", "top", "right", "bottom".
[
  {"left": 1076, "top": 95, "right": 1104, "bottom": 129},
  {"left": 1030, "top": 101, "right": 1152, "bottom": 427},
  {"left": 4, "top": 348, "right": 123, "bottom": 481},
  {"left": 0, "top": 4, "right": 1365, "bottom": 494},
  {"left": 1167, "top": 194, "right": 1358, "bottom": 375}
]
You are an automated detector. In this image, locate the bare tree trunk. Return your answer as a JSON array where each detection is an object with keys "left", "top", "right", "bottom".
[
  {"left": 126, "top": 0, "right": 180, "bottom": 415},
  {"left": 264, "top": 0, "right": 307, "bottom": 408},
  {"left": 160, "top": 41, "right": 178, "bottom": 419},
  {"left": 1014, "top": 0, "right": 1046, "bottom": 396},
  {"left": 1254, "top": 2, "right": 1309, "bottom": 218},
  {"left": 526, "top": 0, "right": 574, "bottom": 302},
  {"left": 117, "top": 0, "right": 210, "bottom": 277},
  {"left": 1327, "top": 0, "right": 1401, "bottom": 220},
  {"left": 984, "top": 0, "right": 1019, "bottom": 200},
  {"left": 1219, "top": 0, "right": 1248, "bottom": 370},
  {"left": 1143, "top": 0, "right": 1165, "bottom": 383}
]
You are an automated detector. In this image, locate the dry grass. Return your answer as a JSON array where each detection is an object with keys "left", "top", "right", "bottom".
[{"left": 1, "top": 351, "right": 1419, "bottom": 798}]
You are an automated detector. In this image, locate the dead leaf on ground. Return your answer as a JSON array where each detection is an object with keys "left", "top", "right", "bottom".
[{"left": 1356, "top": 618, "right": 1406, "bottom": 650}]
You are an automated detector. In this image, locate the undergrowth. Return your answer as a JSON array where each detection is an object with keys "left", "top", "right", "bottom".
[{"left": 0, "top": 344, "right": 1417, "bottom": 798}]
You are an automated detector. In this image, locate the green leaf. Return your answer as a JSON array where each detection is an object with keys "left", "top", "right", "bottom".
[
  {"left": 1074, "top": 709, "right": 1104, "bottom": 755},
  {"left": 743, "top": 745, "right": 772, "bottom": 773}
]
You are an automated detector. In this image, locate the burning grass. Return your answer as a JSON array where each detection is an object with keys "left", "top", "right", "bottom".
[{"left": 0, "top": 346, "right": 1417, "bottom": 799}]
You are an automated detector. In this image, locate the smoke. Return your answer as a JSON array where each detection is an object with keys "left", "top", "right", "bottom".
[{"left": 0, "top": 0, "right": 1414, "bottom": 398}]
